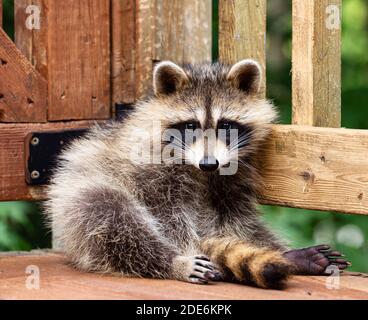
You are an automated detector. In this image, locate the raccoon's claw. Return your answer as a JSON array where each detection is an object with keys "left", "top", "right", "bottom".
[
  {"left": 190, "top": 256, "right": 223, "bottom": 284},
  {"left": 189, "top": 270, "right": 222, "bottom": 284},
  {"left": 283, "top": 245, "right": 351, "bottom": 275},
  {"left": 173, "top": 255, "right": 223, "bottom": 285},
  {"left": 194, "top": 254, "right": 211, "bottom": 261}
]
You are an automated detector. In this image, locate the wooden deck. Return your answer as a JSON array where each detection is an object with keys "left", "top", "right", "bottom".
[{"left": 0, "top": 251, "right": 367, "bottom": 300}]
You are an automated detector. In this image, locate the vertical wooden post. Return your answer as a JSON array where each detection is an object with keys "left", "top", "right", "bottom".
[
  {"left": 135, "top": 0, "right": 155, "bottom": 99},
  {"left": 112, "top": 0, "right": 136, "bottom": 106},
  {"left": 14, "top": 0, "right": 33, "bottom": 61},
  {"left": 292, "top": 0, "right": 341, "bottom": 127},
  {"left": 153, "top": 0, "right": 212, "bottom": 64},
  {"left": 14, "top": 0, "right": 48, "bottom": 79},
  {"left": 219, "top": 0, "right": 267, "bottom": 96},
  {"left": 31, "top": 0, "right": 48, "bottom": 79},
  {"left": 133, "top": 0, "right": 212, "bottom": 99}
]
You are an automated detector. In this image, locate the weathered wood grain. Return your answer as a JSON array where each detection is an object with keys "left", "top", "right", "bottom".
[
  {"left": 12, "top": 0, "right": 111, "bottom": 121},
  {"left": 13, "top": 0, "right": 48, "bottom": 80},
  {"left": 1, "top": 253, "right": 367, "bottom": 299},
  {"left": 134, "top": 0, "right": 154, "bottom": 99},
  {"left": 0, "top": 121, "right": 95, "bottom": 201},
  {"left": 0, "top": 28, "right": 47, "bottom": 122},
  {"left": 46, "top": 0, "right": 111, "bottom": 121},
  {"left": 258, "top": 125, "right": 368, "bottom": 214},
  {"left": 292, "top": 0, "right": 341, "bottom": 127},
  {"left": 14, "top": 0, "right": 33, "bottom": 61},
  {"left": 31, "top": 0, "right": 48, "bottom": 79},
  {"left": 112, "top": 0, "right": 136, "bottom": 105},
  {"left": 153, "top": 0, "right": 212, "bottom": 64},
  {"left": 135, "top": 0, "right": 212, "bottom": 99},
  {"left": 219, "top": 0, "right": 266, "bottom": 96}
]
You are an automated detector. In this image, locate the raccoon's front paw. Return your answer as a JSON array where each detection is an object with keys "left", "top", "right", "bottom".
[{"left": 172, "top": 255, "right": 223, "bottom": 285}]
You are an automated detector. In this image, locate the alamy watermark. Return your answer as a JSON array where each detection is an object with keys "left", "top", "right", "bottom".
[
  {"left": 25, "top": 5, "right": 41, "bottom": 30},
  {"left": 25, "top": 265, "right": 40, "bottom": 290},
  {"left": 128, "top": 122, "right": 241, "bottom": 176},
  {"left": 325, "top": 265, "right": 340, "bottom": 290},
  {"left": 326, "top": 5, "right": 340, "bottom": 30}
]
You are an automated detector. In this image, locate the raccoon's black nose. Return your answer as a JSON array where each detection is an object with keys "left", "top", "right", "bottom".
[{"left": 199, "top": 157, "right": 219, "bottom": 172}]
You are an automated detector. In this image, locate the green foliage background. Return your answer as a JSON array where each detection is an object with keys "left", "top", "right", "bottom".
[{"left": 0, "top": 0, "right": 367, "bottom": 271}]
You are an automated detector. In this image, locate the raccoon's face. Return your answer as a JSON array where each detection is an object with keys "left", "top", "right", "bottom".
[{"left": 150, "top": 60, "right": 277, "bottom": 175}]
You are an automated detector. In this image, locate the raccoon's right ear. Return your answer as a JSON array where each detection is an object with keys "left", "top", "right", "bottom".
[
  {"left": 153, "top": 61, "right": 189, "bottom": 97},
  {"left": 227, "top": 59, "right": 262, "bottom": 95}
]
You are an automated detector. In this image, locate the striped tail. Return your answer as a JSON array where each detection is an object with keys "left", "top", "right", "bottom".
[{"left": 201, "top": 238, "right": 291, "bottom": 289}]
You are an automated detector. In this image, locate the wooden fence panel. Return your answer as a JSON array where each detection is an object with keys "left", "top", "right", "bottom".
[
  {"left": 46, "top": 0, "right": 111, "bottom": 121},
  {"left": 219, "top": 0, "right": 267, "bottom": 96},
  {"left": 10, "top": 0, "right": 111, "bottom": 122},
  {"left": 0, "top": 28, "right": 47, "bottom": 122},
  {"left": 292, "top": 0, "right": 341, "bottom": 127}
]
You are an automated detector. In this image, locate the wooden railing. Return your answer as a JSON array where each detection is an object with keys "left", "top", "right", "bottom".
[{"left": 0, "top": 0, "right": 367, "bottom": 216}]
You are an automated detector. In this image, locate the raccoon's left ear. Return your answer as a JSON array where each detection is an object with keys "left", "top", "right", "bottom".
[
  {"left": 227, "top": 59, "right": 262, "bottom": 95},
  {"left": 153, "top": 61, "right": 189, "bottom": 97}
]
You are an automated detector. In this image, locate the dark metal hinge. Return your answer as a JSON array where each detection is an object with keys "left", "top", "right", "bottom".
[{"left": 25, "top": 129, "right": 88, "bottom": 185}]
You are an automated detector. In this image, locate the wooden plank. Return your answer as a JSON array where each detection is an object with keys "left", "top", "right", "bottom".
[
  {"left": 46, "top": 0, "right": 111, "bottom": 121},
  {"left": 219, "top": 0, "right": 266, "bottom": 96},
  {"left": 0, "top": 121, "right": 95, "bottom": 201},
  {"left": 135, "top": 0, "right": 212, "bottom": 99},
  {"left": 14, "top": 0, "right": 48, "bottom": 79},
  {"left": 134, "top": 0, "right": 154, "bottom": 99},
  {"left": 0, "top": 27, "right": 47, "bottom": 122},
  {"left": 111, "top": 0, "right": 136, "bottom": 105},
  {"left": 258, "top": 125, "right": 368, "bottom": 215},
  {"left": 14, "top": 0, "right": 33, "bottom": 61},
  {"left": 1, "top": 253, "right": 368, "bottom": 300},
  {"left": 292, "top": 0, "right": 341, "bottom": 127},
  {"left": 31, "top": 0, "right": 48, "bottom": 79}
]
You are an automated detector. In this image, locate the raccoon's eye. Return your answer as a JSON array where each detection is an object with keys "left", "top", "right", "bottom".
[
  {"left": 185, "top": 122, "right": 198, "bottom": 130},
  {"left": 218, "top": 121, "right": 237, "bottom": 131}
]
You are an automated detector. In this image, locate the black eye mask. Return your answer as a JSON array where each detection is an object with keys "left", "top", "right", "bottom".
[{"left": 217, "top": 120, "right": 253, "bottom": 148}]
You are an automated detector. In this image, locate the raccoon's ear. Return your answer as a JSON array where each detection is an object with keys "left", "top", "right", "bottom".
[
  {"left": 153, "top": 61, "right": 189, "bottom": 96},
  {"left": 227, "top": 59, "right": 262, "bottom": 95}
]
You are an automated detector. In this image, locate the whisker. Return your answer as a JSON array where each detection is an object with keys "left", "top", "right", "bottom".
[{"left": 170, "top": 135, "right": 195, "bottom": 156}]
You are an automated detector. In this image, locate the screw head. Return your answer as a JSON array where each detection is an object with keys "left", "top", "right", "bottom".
[
  {"left": 31, "top": 137, "right": 40, "bottom": 146},
  {"left": 31, "top": 170, "right": 40, "bottom": 179}
]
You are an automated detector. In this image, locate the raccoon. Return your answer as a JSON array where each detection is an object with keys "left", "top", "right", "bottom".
[{"left": 44, "top": 60, "right": 349, "bottom": 289}]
